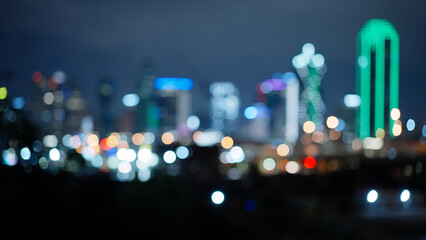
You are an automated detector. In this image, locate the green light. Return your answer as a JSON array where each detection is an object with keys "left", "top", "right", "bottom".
[
  {"left": 356, "top": 19, "right": 399, "bottom": 139},
  {"left": 0, "top": 87, "right": 7, "bottom": 100}
]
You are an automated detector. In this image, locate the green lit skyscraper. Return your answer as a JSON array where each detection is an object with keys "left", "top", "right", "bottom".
[{"left": 356, "top": 19, "right": 399, "bottom": 139}]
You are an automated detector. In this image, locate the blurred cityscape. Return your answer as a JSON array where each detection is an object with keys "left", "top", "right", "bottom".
[{"left": 1, "top": 18, "right": 426, "bottom": 238}]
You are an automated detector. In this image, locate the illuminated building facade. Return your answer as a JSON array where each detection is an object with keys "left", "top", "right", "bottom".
[
  {"left": 29, "top": 71, "right": 87, "bottom": 136},
  {"left": 154, "top": 77, "right": 193, "bottom": 131},
  {"left": 356, "top": 19, "right": 399, "bottom": 139},
  {"left": 282, "top": 72, "right": 300, "bottom": 144},
  {"left": 97, "top": 78, "right": 116, "bottom": 135},
  {"left": 292, "top": 43, "right": 327, "bottom": 130},
  {"left": 138, "top": 62, "right": 159, "bottom": 132},
  {"left": 209, "top": 82, "right": 240, "bottom": 135},
  {"left": 257, "top": 72, "right": 299, "bottom": 143}
]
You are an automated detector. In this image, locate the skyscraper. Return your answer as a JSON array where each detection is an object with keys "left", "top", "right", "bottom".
[
  {"left": 209, "top": 82, "right": 240, "bottom": 135},
  {"left": 356, "top": 19, "right": 399, "bottom": 139},
  {"left": 154, "top": 77, "right": 193, "bottom": 132},
  {"left": 292, "top": 43, "right": 327, "bottom": 130}
]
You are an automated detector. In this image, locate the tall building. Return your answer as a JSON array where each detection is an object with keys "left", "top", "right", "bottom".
[
  {"left": 209, "top": 82, "right": 240, "bottom": 135},
  {"left": 137, "top": 62, "right": 159, "bottom": 132},
  {"left": 292, "top": 43, "right": 327, "bottom": 130},
  {"left": 356, "top": 19, "right": 399, "bottom": 139},
  {"left": 154, "top": 77, "right": 193, "bottom": 132},
  {"left": 97, "top": 78, "right": 116, "bottom": 135},
  {"left": 256, "top": 72, "right": 299, "bottom": 144}
]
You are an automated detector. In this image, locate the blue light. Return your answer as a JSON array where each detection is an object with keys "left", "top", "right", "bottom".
[
  {"left": 335, "top": 119, "right": 346, "bottom": 131},
  {"left": 282, "top": 72, "right": 298, "bottom": 83},
  {"left": 244, "top": 200, "right": 257, "bottom": 212},
  {"left": 20, "top": 147, "right": 31, "bottom": 160},
  {"left": 344, "top": 94, "right": 361, "bottom": 108},
  {"left": 244, "top": 106, "right": 258, "bottom": 119},
  {"left": 154, "top": 78, "right": 193, "bottom": 91},
  {"left": 106, "top": 147, "right": 117, "bottom": 158},
  {"left": 176, "top": 146, "right": 190, "bottom": 159},
  {"left": 12, "top": 97, "right": 25, "bottom": 109},
  {"left": 406, "top": 119, "right": 415, "bottom": 131},
  {"left": 122, "top": 93, "right": 140, "bottom": 107}
]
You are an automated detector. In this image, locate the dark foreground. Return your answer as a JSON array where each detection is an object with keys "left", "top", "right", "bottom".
[{"left": 1, "top": 156, "right": 426, "bottom": 239}]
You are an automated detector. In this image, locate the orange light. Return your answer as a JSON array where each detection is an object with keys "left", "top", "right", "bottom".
[
  {"left": 93, "top": 145, "right": 101, "bottom": 154},
  {"left": 303, "top": 156, "right": 316, "bottom": 169},
  {"left": 277, "top": 144, "right": 290, "bottom": 157},
  {"left": 221, "top": 136, "right": 234, "bottom": 149},
  {"left": 86, "top": 134, "right": 99, "bottom": 147},
  {"left": 161, "top": 132, "right": 174, "bottom": 145},
  {"left": 106, "top": 135, "right": 119, "bottom": 148},
  {"left": 132, "top": 133, "right": 144, "bottom": 145}
]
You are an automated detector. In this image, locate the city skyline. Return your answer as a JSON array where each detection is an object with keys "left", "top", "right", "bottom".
[{"left": 1, "top": 0, "right": 426, "bottom": 123}]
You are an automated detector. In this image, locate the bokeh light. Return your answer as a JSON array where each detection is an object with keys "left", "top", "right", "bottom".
[
  {"left": 186, "top": 115, "right": 200, "bottom": 131},
  {"left": 221, "top": 136, "right": 234, "bottom": 149},
  {"left": 211, "top": 191, "right": 225, "bottom": 205},
  {"left": 176, "top": 146, "right": 189, "bottom": 159},
  {"left": 122, "top": 93, "right": 140, "bottom": 107},
  {"left": 20, "top": 147, "right": 31, "bottom": 160},
  {"left": 262, "top": 158, "right": 276, "bottom": 171},
  {"left": 0, "top": 87, "right": 7, "bottom": 100},
  {"left": 406, "top": 119, "right": 415, "bottom": 131},
  {"left": 163, "top": 150, "right": 176, "bottom": 164},
  {"left": 303, "top": 121, "right": 316, "bottom": 133},
  {"left": 276, "top": 144, "right": 290, "bottom": 157},
  {"left": 49, "top": 148, "right": 60, "bottom": 161},
  {"left": 367, "top": 189, "right": 378, "bottom": 203},
  {"left": 161, "top": 132, "right": 174, "bottom": 145},
  {"left": 390, "top": 108, "right": 401, "bottom": 120},
  {"left": 132, "top": 133, "right": 144, "bottom": 145},
  {"left": 285, "top": 161, "right": 300, "bottom": 174},
  {"left": 400, "top": 189, "right": 410, "bottom": 202},
  {"left": 244, "top": 106, "right": 258, "bottom": 119},
  {"left": 326, "top": 116, "right": 339, "bottom": 129},
  {"left": 303, "top": 156, "right": 316, "bottom": 169}
]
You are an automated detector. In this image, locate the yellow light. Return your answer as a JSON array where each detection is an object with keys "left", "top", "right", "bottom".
[
  {"left": 326, "top": 116, "right": 339, "bottom": 129},
  {"left": 390, "top": 108, "right": 401, "bottom": 120},
  {"left": 161, "top": 132, "right": 174, "bottom": 145},
  {"left": 221, "top": 136, "right": 234, "bottom": 149},
  {"left": 106, "top": 135, "right": 118, "bottom": 148},
  {"left": 0, "top": 87, "right": 7, "bottom": 100},
  {"left": 76, "top": 145, "right": 84, "bottom": 154},
  {"left": 132, "top": 133, "right": 144, "bottom": 145},
  {"left": 375, "top": 128, "right": 385, "bottom": 139},
  {"left": 392, "top": 124, "right": 402, "bottom": 136},
  {"left": 86, "top": 134, "right": 99, "bottom": 147},
  {"left": 303, "top": 121, "right": 316, "bottom": 133},
  {"left": 276, "top": 144, "right": 289, "bottom": 157},
  {"left": 93, "top": 145, "right": 101, "bottom": 154}
]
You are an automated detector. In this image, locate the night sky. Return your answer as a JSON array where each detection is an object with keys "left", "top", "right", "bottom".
[{"left": 1, "top": 0, "right": 426, "bottom": 124}]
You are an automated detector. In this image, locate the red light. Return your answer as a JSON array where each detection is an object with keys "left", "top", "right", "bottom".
[
  {"left": 48, "top": 78, "right": 58, "bottom": 90},
  {"left": 32, "top": 71, "right": 41, "bottom": 83},
  {"left": 303, "top": 156, "right": 316, "bottom": 169},
  {"left": 100, "top": 138, "right": 110, "bottom": 151}
]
